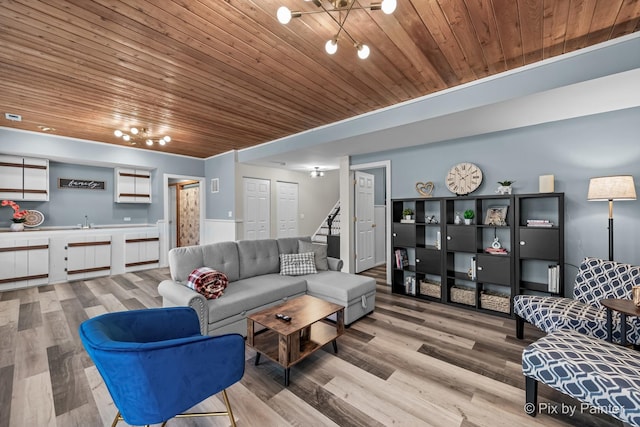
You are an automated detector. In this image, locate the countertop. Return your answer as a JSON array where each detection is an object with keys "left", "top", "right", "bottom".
[{"left": 0, "top": 224, "right": 158, "bottom": 234}]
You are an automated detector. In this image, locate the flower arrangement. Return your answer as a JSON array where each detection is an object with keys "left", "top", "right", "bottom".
[{"left": 2, "top": 200, "right": 28, "bottom": 223}]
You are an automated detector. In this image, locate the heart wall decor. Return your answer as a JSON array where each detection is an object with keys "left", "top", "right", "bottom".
[{"left": 416, "top": 181, "right": 434, "bottom": 197}]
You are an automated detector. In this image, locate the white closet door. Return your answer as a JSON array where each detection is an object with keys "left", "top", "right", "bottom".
[
  {"left": 276, "top": 181, "right": 298, "bottom": 238},
  {"left": 243, "top": 177, "right": 270, "bottom": 240}
]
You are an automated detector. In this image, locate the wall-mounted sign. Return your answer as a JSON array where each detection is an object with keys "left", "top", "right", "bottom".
[{"left": 58, "top": 178, "right": 106, "bottom": 190}]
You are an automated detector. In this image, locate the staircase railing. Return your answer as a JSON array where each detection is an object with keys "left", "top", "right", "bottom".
[
  {"left": 312, "top": 200, "right": 340, "bottom": 243},
  {"left": 326, "top": 205, "right": 340, "bottom": 235}
]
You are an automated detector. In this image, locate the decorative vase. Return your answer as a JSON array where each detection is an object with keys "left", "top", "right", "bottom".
[
  {"left": 464, "top": 218, "right": 472, "bottom": 225},
  {"left": 454, "top": 214, "right": 462, "bottom": 225},
  {"left": 10, "top": 222, "right": 25, "bottom": 232},
  {"left": 496, "top": 185, "right": 512, "bottom": 195}
]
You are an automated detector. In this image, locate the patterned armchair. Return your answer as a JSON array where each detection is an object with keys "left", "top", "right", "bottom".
[{"left": 514, "top": 257, "right": 640, "bottom": 344}]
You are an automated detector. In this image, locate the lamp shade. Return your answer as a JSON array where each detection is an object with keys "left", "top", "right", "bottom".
[{"left": 587, "top": 175, "right": 637, "bottom": 201}]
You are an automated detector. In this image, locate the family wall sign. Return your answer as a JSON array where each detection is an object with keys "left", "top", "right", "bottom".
[{"left": 58, "top": 178, "right": 106, "bottom": 190}]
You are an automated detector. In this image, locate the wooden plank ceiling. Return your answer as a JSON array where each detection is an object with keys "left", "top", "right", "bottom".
[{"left": 1, "top": 0, "right": 639, "bottom": 159}]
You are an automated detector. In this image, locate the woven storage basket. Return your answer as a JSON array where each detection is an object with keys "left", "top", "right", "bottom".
[
  {"left": 480, "top": 291, "right": 510, "bottom": 314},
  {"left": 420, "top": 281, "right": 441, "bottom": 298},
  {"left": 450, "top": 286, "right": 475, "bottom": 306}
]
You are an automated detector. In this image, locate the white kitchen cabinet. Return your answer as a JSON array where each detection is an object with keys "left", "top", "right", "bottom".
[
  {"left": 125, "top": 231, "right": 160, "bottom": 271},
  {"left": 0, "top": 155, "right": 49, "bottom": 201},
  {"left": 66, "top": 235, "right": 111, "bottom": 280},
  {"left": 0, "top": 237, "right": 49, "bottom": 290},
  {"left": 115, "top": 168, "right": 151, "bottom": 203}
]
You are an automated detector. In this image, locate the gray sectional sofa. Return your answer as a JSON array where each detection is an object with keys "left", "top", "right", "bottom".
[{"left": 158, "top": 236, "right": 376, "bottom": 336}]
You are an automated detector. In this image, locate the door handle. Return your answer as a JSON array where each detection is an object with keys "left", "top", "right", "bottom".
[
  {"left": 520, "top": 241, "right": 526, "bottom": 245},
  {"left": 372, "top": 223, "right": 376, "bottom": 228}
]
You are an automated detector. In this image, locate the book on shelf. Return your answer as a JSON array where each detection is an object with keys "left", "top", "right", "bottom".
[
  {"left": 484, "top": 247, "right": 508, "bottom": 255},
  {"left": 404, "top": 276, "right": 416, "bottom": 295},
  {"left": 400, "top": 219, "right": 415, "bottom": 223},
  {"left": 395, "top": 248, "right": 409, "bottom": 268},
  {"left": 527, "top": 219, "right": 554, "bottom": 227},
  {"left": 547, "top": 264, "right": 560, "bottom": 293}
]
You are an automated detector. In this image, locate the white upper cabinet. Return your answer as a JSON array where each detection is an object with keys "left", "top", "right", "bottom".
[
  {"left": 0, "top": 155, "right": 49, "bottom": 201},
  {"left": 115, "top": 168, "right": 152, "bottom": 203}
]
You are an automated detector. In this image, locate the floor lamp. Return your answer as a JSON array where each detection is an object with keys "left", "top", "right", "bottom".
[{"left": 587, "top": 175, "right": 637, "bottom": 261}]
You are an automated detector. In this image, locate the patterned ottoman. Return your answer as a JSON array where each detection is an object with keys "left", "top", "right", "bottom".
[{"left": 522, "top": 329, "right": 640, "bottom": 426}]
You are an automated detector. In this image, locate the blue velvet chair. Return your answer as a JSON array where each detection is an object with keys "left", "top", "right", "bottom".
[{"left": 79, "top": 307, "right": 245, "bottom": 427}]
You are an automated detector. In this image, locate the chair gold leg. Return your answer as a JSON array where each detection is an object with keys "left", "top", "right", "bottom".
[
  {"left": 110, "top": 411, "right": 121, "bottom": 427},
  {"left": 129, "top": 390, "right": 238, "bottom": 426},
  {"left": 221, "top": 389, "right": 237, "bottom": 427}
]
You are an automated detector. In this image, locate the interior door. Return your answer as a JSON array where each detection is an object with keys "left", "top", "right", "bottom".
[
  {"left": 355, "top": 171, "right": 375, "bottom": 273},
  {"left": 276, "top": 181, "right": 299, "bottom": 238},
  {"left": 168, "top": 185, "right": 177, "bottom": 250},
  {"left": 244, "top": 177, "right": 270, "bottom": 240},
  {"left": 178, "top": 183, "right": 200, "bottom": 247}
]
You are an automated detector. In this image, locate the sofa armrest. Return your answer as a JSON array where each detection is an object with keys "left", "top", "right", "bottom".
[
  {"left": 327, "top": 257, "right": 343, "bottom": 271},
  {"left": 158, "top": 280, "right": 209, "bottom": 335}
]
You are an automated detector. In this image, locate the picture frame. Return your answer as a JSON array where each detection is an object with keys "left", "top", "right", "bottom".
[{"left": 484, "top": 206, "right": 508, "bottom": 225}]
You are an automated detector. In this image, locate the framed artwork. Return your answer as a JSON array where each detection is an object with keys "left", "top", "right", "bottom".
[{"left": 484, "top": 206, "right": 508, "bottom": 225}]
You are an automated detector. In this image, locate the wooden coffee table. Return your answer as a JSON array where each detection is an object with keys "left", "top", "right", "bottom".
[
  {"left": 601, "top": 298, "right": 640, "bottom": 346},
  {"left": 246, "top": 295, "right": 344, "bottom": 386}
]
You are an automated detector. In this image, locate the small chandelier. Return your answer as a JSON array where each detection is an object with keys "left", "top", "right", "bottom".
[
  {"left": 277, "top": 0, "right": 397, "bottom": 59},
  {"left": 113, "top": 127, "right": 171, "bottom": 146},
  {"left": 310, "top": 167, "right": 325, "bottom": 178}
]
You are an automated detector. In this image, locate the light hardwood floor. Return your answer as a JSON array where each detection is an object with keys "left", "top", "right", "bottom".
[{"left": 0, "top": 265, "right": 623, "bottom": 427}]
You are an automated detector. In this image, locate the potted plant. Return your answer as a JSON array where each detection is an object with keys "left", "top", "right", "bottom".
[
  {"left": 463, "top": 209, "right": 474, "bottom": 225},
  {"left": 402, "top": 208, "right": 414, "bottom": 220},
  {"left": 497, "top": 180, "right": 515, "bottom": 195},
  {"left": 1, "top": 200, "right": 28, "bottom": 231}
]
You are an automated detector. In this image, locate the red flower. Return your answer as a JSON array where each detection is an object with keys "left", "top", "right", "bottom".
[
  {"left": 14, "top": 210, "right": 28, "bottom": 220},
  {"left": 2, "top": 200, "right": 27, "bottom": 223}
]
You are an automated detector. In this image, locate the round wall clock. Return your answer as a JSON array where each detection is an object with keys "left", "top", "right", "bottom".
[{"left": 446, "top": 162, "right": 483, "bottom": 196}]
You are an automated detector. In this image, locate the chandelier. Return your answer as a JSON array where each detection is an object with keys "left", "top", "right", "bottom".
[
  {"left": 310, "top": 167, "right": 325, "bottom": 178},
  {"left": 113, "top": 127, "right": 171, "bottom": 146},
  {"left": 277, "top": 0, "right": 397, "bottom": 59}
]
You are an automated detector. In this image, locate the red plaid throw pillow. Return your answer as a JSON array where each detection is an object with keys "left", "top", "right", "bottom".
[{"left": 186, "top": 267, "right": 228, "bottom": 299}]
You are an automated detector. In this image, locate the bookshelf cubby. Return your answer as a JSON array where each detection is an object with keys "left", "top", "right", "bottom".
[{"left": 391, "top": 193, "right": 564, "bottom": 317}]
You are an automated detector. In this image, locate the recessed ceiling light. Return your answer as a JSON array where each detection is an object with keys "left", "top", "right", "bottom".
[
  {"left": 4, "top": 113, "right": 22, "bottom": 122},
  {"left": 37, "top": 125, "right": 55, "bottom": 132}
]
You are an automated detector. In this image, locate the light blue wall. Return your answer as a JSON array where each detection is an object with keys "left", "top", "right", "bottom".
[
  {"left": 205, "top": 151, "right": 236, "bottom": 219},
  {"left": 352, "top": 107, "right": 640, "bottom": 293},
  {"left": 0, "top": 128, "right": 204, "bottom": 227}
]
